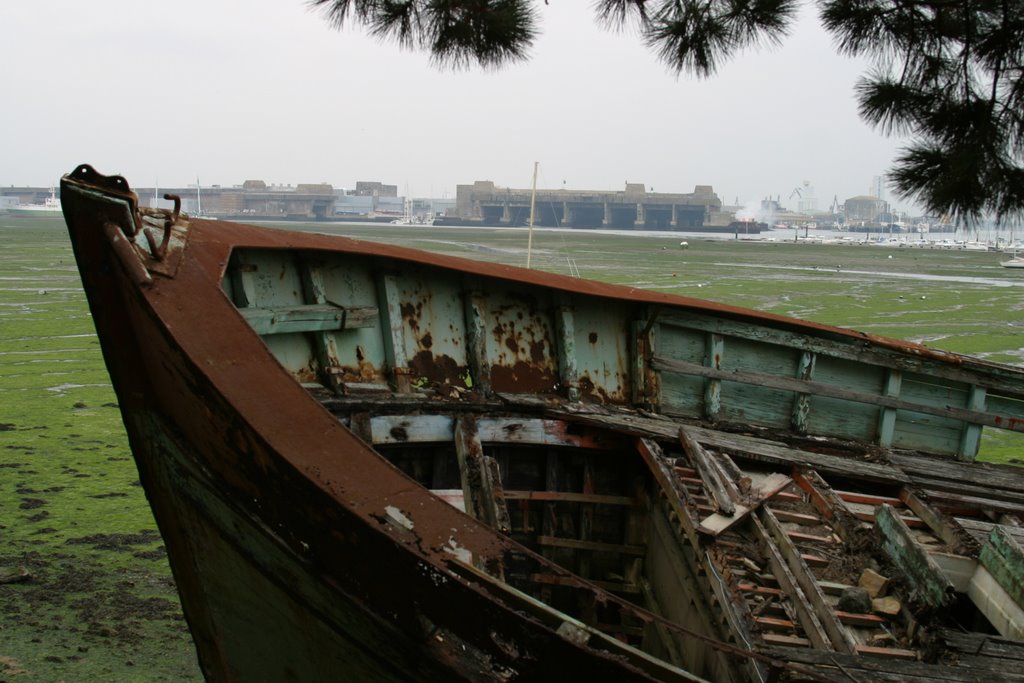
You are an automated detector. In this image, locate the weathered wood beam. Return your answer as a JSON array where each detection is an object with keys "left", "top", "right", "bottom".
[
  {"left": 791, "top": 350, "right": 816, "bottom": 434},
  {"left": 462, "top": 286, "right": 492, "bottom": 397},
  {"left": 940, "top": 626, "right": 1024, "bottom": 667},
  {"left": 448, "top": 561, "right": 707, "bottom": 683},
  {"left": 760, "top": 645, "right": 1020, "bottom": 682},
  {"left": 636, "top": 438, "right": 700, "bottom": 549},
  {"left": 652, "top": 355, "right": 1018, "bottom": 434},
  {"left": 760, "top": 507, "right": 857, "bottom": 654},
  {"left": 376, "top": 272, "right": 411, "bottom": 392},
  {"left": 631, "top": 317, "right": 661, "bottom": 407},
  {"left": 298, "top": 262, "right": 343, "bottom": 392},
  {"left": 537, "top": 399, "right": 907, "bottom": 484},
  {"left": 749, "top": 515, "right": 834, "bottom": 650},
  {"left": 454, "top": 415, "right": 510, "bottom": 533},
  {"left": 875, "top": 503, "right": 956, "bottom": 610},
  {"left": 899, "top": 488, "right": 978, "bottom": 555},
  {"left": 790, "top": 469, "right": 864, "bottom": 544},
  {"left": 656, "top": 308, "right": 1024, "bottom": 399},
  {"left": 703, "top": 333, "right": 723, "bottom": 422},
  {"left": 927, "top": 490, "right": 1024, "bottom": 517},
  {"left": 979, "top": 525, "right": 1024, "bottom": 612},
  {"left": 889, "top": 452, "right": 1024, "bottom": 498},
  {"left": 698, "top": 472, "right": 791, "bottom": 538},
  {"left": 553, "top": 296, "right": 580, "bottom": 401},
  {"left": 876, "top": 368, "right": 902, "bottom": 447},
  {"left": 958, "top": 385, "right": 987, "bottom": 461},
  {"left": 679, "top": 427, "right": 735, "bottom": 516}
]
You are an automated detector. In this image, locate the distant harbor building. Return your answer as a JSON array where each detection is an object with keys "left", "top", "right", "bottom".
[
  {"left": 844, "top": 195, "right": 889, "bottom": 224},
  {"left": 870, "top": 175, "right": 885, "bottom": 202},
  {"left": 443, "top": 180, "right": 727, "bottom": 230},
  {"left": 353, "top": 181, "right": 398, "bottom": 198}
]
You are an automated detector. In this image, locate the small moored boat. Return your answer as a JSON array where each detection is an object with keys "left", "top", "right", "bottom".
[{"left": 62, "top": 164, "right": 1024, "bottom": 682}]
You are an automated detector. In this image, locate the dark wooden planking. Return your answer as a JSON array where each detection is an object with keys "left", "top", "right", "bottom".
[{"left": 876, "top": 504, "right": 956, "bottom": 610}]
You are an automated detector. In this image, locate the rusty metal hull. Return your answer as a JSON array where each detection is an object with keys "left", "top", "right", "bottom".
[{"left": 62, "top": 164, "right": 1024, "bottom": 683}]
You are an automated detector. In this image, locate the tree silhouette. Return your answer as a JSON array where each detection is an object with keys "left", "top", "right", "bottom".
[{"left": 313, "top": 0, "right": 1024, "bottom": 224}]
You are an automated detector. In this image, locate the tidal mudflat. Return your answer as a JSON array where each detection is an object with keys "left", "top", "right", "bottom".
[{"left": 1, "top": 217, "right": 1021, "bottom": 681}]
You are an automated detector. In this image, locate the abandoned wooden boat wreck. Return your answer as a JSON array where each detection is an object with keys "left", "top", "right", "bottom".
[{"left": 62, "top": 163, "right": 1024, "bottom": 682}]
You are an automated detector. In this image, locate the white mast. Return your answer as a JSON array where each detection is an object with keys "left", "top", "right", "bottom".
[{"left": 526, "top": 161, "right": 538, "bottom": 269}]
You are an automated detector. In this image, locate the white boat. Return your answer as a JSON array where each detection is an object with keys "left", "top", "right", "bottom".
[
  {"left": 1001, "top": 255, "right": 1024, "bottom": 268},
  {"left": 390, "top": 194, "right": 435, "bottom": 226},
  {"left": 9, "top": 187, "right": 61, "bottom": 217}
]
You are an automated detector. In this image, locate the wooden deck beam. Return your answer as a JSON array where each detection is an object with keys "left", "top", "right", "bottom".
[
  {"left": 876, "top": 504, "right": 956, "bottom": 610},
  {"left": 760, "top": 507, "right": 857, "bottom": 654}
]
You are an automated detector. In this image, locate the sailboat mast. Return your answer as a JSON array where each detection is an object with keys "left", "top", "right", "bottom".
[{"left": 526, "top": 161, "right": 538, "bottom": 269}]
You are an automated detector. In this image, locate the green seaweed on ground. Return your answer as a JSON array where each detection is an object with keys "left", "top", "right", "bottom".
[{"left": 3, "top": 218, "right": 1023, "bottom": 681}]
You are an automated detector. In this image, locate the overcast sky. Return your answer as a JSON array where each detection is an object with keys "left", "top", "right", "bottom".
[{"left": 1, "top": 1, "right": 912, "bottom": 211}]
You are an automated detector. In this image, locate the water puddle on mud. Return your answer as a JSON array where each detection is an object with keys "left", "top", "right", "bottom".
[{"left": 713, "top": 262, "right": 1024, "bottom": 287}]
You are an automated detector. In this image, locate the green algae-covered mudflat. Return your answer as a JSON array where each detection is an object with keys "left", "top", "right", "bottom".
[{"left": 1, "top": 216, "right": 1021, "bottom": 681}]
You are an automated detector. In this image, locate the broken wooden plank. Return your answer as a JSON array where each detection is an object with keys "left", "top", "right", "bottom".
[
  {"left": 900, "top": 488, "right": 978, "bottom": 555},
  {"left": 790, "top": 469, "right": 865, "bottom": 544},
  {"left": 454, "top": 415, "right": 510, "bottom": 533},
  {"left": 679, "top": 427, "right": 735, "bottom": 516},
  {"left": 749, "top": 515, "right": 834, "bottom": 650},
  {"left": 763, "top": 644, "right": 1024, "bottom": 682},
  {"left": 761, "top": 633, "right": 812, "bottom": 647},
  {"left": 697, "top": 472, "right": 791, "bottom": 537},
  {"left": 979, "top": 525, "right": 1024, "bottom": 611},
  {"left": 697, "top": 503, "right": 751, "bottom": 536},
  {"left": 553, "top": 296, "right": 580, "bottom": 401},
  {"left": 875, "top": 504, "right": 956, "bottom": 611},
  {"left": 541, "top": 402, "right": 908, "bottom": 483},
  {"left": 853, "top": 645, "right": 918, "bottom": 660},
  {"left": 462, "top": 286, "right": 492, "bottom": 396},
  {"left": 834, "top": 610, "right": 886, "bottom": 627},
  {"left": 791, "top": 350, "right": 816, "bottom": 434},
  {"left": 753, "top": 616, "right": 797, "bottom": 632},
  {"left": 927, "top": 490, "right": 1024, "bottom": 517},
  {"left": 771, "top": 509, "right": 822, "bottom": 526},
  {"left": 636, "top": 438, "right": 700, "bottom": 549},
  {"left": 834, "top": 490, "right": 903, "bottom": 508},
  {"left": 760, "top": 507, "right": 857, "bottom": 654},
  {"left": 889, "top": 452, "right": 1024, "bottom": 498}
]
